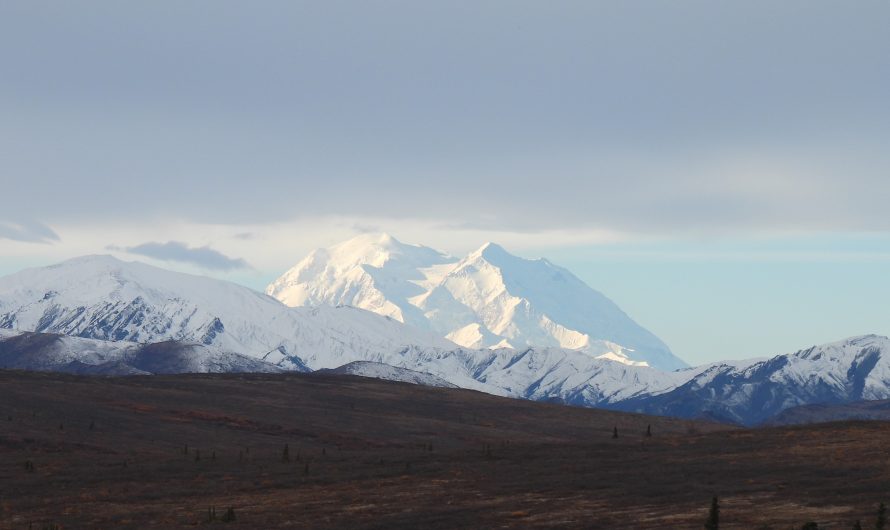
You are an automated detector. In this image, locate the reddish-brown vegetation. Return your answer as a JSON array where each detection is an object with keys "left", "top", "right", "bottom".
[{"left": 0, "top": 370, "right": 887, "bottom": 528}]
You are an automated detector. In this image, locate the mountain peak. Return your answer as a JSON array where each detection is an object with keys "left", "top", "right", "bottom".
[
  {"left": 268, "top": 235, "right": 686, "bottom": 370},
  {"left": 468, "top": 242, "right": 512, "bottom": 263}
]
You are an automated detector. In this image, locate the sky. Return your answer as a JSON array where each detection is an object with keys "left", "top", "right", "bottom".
[{"left": 1, "top": 1, "right": 889, "bottom": 365}]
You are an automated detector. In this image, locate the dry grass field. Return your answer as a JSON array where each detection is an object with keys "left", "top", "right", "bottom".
[{"left": 0, "top": 370, "right": 888, "bottom": 529}]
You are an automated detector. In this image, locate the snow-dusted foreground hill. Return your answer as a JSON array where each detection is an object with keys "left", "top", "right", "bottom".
[
  {"left": 0, "top": 255, "right": 455, "bottom": 371},
  {"left": 267, "top": 233, "right": 686, "bottom": 370},
  {"left": 0, "top": 329, "right": 281, "bottom": 375},
  {"left": 5, "top": 325, "right": 890, "bottom": 425},
  {"left": 609, "top": 335, "right": 890, "bottom": 425},
  {"left": 337, "top": 334, "right": 890, "bottom": 426}
]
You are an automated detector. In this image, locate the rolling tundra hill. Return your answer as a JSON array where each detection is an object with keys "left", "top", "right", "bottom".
[{"left": 0, "top": 369, "right": 887, "bottom": 529}]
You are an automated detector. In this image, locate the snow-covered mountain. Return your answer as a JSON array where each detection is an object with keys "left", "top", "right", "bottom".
[
  {"left": 267, "top": 233, "right": 686, "bottom": 370},
  {"left": 7, "top": 255, "right": 890, "bottom": 426},
  {"left": 0, "top": 255, "right": 455, "bottom": 371},
  {"left": 0, "top": 328, "right": 281, "bottom": 375},
  {"left": 0, "top": 255, "right": 679, "bottom": 403},
  {"left": 610, "top": 335, "right": 890, "bottom": 425}
]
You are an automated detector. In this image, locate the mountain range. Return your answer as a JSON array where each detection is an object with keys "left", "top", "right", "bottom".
[
  {"left": 0, "top": 254, "right": 681, "bottom": 398},
  {"left": 1, "top": 235, "right": 890, "bottom": 426},
  {"left": 0, "top": 254, "right": 456, "bottom": 372},
  {"left": 266, "top": 233, "right": 685, "bottom": 370}
]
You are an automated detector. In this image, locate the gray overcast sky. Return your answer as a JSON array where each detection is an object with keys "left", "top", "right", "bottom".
[
  {"left": 2, "top": 1, "right": 888, "bottom": 232},
  {"left": 1, "top": 1, "right": 889, "bottom": 363}
]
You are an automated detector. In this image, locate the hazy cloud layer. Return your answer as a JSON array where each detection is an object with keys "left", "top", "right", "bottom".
[
  {"left": 0, "top": 220, "right": 60, "bottom": 244},
  {"left": 0, "top": 2, "right": 888, "bottom": 236},
  {"left": 120, "top": 241, "right": 250, "bottom": 271}
]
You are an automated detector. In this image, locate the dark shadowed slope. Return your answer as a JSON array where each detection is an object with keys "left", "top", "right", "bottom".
[{"left": 768, "top": 398, "right": 890, "bottom": 425}]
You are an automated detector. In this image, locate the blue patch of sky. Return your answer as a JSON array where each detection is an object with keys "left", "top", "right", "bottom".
[{"left": 535, "top": 234, "right": 890, "bottom": 365}]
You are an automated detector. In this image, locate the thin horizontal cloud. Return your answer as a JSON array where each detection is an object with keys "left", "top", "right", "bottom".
[
  {"left": 0, "top": 220, "right": 60, "bottom": 244},
  {"left": 351, "top": 222, "right": 382, "bottom": 234},
  {"left": 120, "top": 241, "right": 250, "bottom": 271}
]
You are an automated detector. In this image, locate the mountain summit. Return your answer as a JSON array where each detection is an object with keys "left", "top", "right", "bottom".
[{"left": 267, "top": 234, "right": 687, "bottom": 370}]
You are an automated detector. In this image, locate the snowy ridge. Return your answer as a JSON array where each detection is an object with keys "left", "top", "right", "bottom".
[
  {"left": 267, "top": 234, "right": 686, "bottom": 370},
  {"left": 266, "top": 233, "right": 454, "bottom": 328},
  {"left": 0, "top": 329, "right": 281, "bottom": 375},
  {"left": 0, "top": 255, "right": 455, "bottom": 371},
  {"left": 611, "top": 335, "right": 890, "bottom": 425}
]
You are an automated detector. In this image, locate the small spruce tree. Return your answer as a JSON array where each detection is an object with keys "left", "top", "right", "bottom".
[
  {"left": 704, "top": 496, "right": 719, "bottom": 530},
  {"left": 612, "top": 427, "right": 618, "bottom": 439},
  {"left": 646, "top": 424, "right": 652, "bottom": 437}
]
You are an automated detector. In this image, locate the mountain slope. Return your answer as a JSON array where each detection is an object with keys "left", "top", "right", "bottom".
[
  {"left": 767, "top": 398, "right": 890, "bottom": 426},
  {"left": 266, "top": 233, "right": 455, "bottom": 329},
  {"left": 0, "top": 255, "right": 456, "bottom": 371},
  {"left": 611, "top": 335, "right": 890, "bottom": 425},
  {"left": 267, "top": 234, "right": 686, "bottom": 370},
  {"left": 0, "top": 329, "right": 281, "bottom": 375}
]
